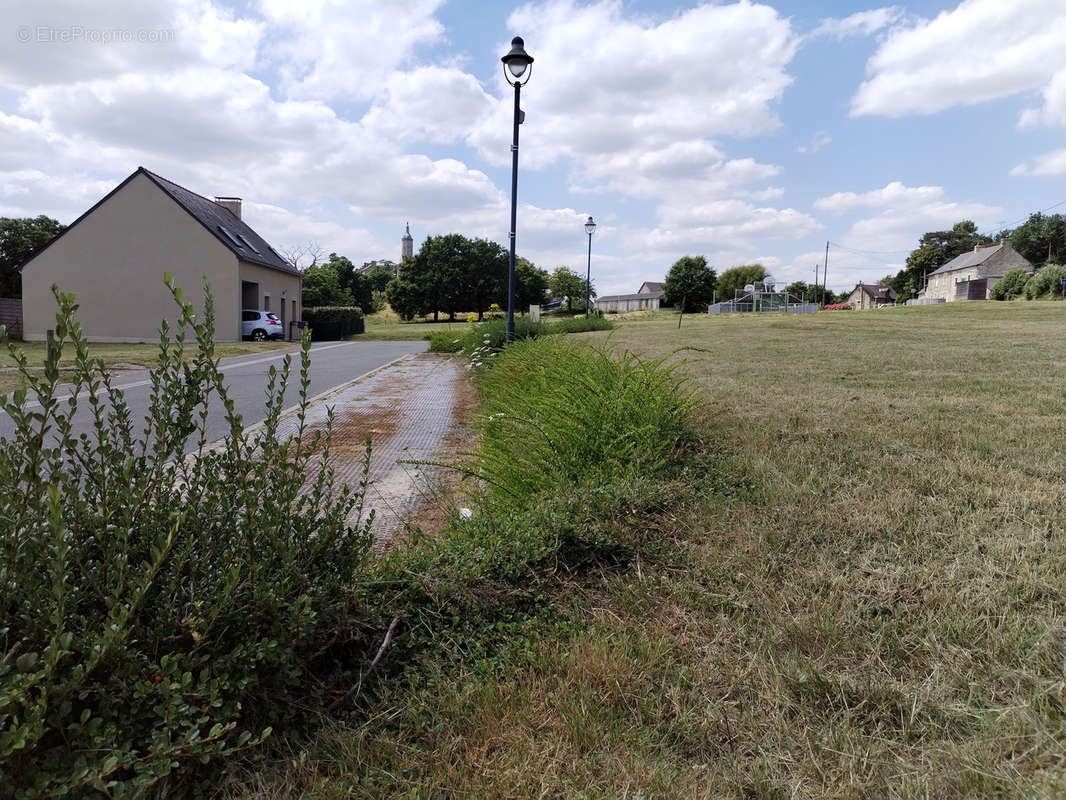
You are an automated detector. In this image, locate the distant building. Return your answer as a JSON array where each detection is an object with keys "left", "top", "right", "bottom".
[
  {"left": 847, "top": 283, "right": 896, "bottom": 309},
  {"left": 595, "top": 280, "right": 665, "bottom": 313},
  {"left": 401, "top": 222, "right": 413, "bottom": 261},
  {"left": 919, "top": 239, "right": 1032, "bottom": 301},
  {"left": 358, "top": 259, "right": 397, "bottom": 276}
]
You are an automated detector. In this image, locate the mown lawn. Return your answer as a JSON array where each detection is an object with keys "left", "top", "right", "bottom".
[{"left": 234, "top": 301, "right": 1065, "bottom": 798}]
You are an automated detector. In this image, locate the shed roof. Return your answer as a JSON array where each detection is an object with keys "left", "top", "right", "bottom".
[{"left": 597, "top": 291, "right": 664, "bottom": 302}]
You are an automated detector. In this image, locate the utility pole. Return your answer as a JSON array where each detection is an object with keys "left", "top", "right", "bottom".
[{"left": 821, "top": 241, "right": 830, "bottom": 306}]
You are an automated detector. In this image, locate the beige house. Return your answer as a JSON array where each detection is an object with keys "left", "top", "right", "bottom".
[
  {"left": 21, "top": 167, "right": 301, "bottom": 342},
  {"left": 847, "top": 283, "right": 896, "bottom": 309},
  {"left": 919, "top": 239, "right": 1032, "bottom": 302}
]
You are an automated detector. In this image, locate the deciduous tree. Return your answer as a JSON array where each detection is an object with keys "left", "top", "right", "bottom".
[
  {"left": 549, "top": 266, "right": 593, "bottom": 314},
  {"left": 663, "top": 255, "right": 716, "bottom": 312},
  {"left": 715, "top": 264, "right": 767, "bottom": 301},
  {"left": 0, "top": 215, "right": 65, "bottom": 297},
  {"left": 514, "top": 258, "right": 549, "bottom": 312}
]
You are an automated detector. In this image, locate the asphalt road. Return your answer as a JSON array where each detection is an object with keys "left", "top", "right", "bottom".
[{"left": 0, "top": 339, "right": 428, "bottom": 453}]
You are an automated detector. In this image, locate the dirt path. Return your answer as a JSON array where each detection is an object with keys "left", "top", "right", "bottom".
[{"left": 278, "top": 353, "right": 474, "bottom": 546}]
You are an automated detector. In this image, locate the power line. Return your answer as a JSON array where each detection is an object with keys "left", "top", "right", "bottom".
[{"left": 997, "top": 199, "right": 1066, "bottom": 231}]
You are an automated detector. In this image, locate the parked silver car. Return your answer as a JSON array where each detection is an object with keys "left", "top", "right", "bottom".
[{"left": 241, "top": 309, "right": 284, "bottom": 341}]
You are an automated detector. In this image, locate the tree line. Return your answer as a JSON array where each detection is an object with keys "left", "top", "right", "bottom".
[
  {"left": 661, "top": 257, "right": 842, "bottom": 310},
  {"left": 296, "top": 234, "right": 609, "bottom": 320}
]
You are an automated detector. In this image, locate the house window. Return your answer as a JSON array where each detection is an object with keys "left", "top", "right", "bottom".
[
  {"left": 292, "top": 299, "right": 296, "bottom": 321},
  {"left": 264, "top": 295, "right": 270, "bottom": 311}
]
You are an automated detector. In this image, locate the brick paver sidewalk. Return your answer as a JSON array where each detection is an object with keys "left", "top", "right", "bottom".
[{"left": 275, "top": 353, "right": 468, "bottom": 545}]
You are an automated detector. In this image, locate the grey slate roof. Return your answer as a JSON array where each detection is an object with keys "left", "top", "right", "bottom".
[
  {"left": 928, "top": 240, "right": 1032, "bottom": 279},
  {"left": 140, "top": 168, "right": 297, "bottom": 275}
]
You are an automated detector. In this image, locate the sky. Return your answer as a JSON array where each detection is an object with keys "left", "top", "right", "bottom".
[{"left": 1, "top": 0, "right": 1064, "bottom": 295}]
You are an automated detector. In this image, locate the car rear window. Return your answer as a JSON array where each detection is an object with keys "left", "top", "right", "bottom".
[{"left": 266, "top": 313, "right": 279, "bottom": 320}]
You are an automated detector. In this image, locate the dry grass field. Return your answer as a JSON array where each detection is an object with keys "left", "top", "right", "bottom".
[{"left": 235, "top": 301, "right": 1065, "bottom": 799}]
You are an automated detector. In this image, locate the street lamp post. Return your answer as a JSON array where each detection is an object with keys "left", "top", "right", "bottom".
[
  {"left": 501, "top": 36, "right": 533, "bottom": 343},
  {"left": 584, "top": 216, "right": 596, "bottom": 318}
]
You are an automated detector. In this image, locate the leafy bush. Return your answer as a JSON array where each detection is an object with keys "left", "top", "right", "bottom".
[
  {"left": 428, "top": 331, "right": 464, "bottom": 353},
  {"left": 549, "top": 316, "right": 613, "bottom": 334},
  {"left": 0, "top": 280, "right": 376, "bottom": 797},
  {"left": 1023, "top": 264, "right": 1066, "bottom": 299},
  {"left": 990, "top": 268, "right": 1029, "bottom": 300},
  {"left": 469, "top": 337, "right": 694, "bottom": 510},
  {"left": 302, "top": 306, "right": 365, "bottom": 339}
]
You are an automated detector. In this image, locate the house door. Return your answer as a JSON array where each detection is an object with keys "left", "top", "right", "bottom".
[{"left": 241, "top": 281, "right": 259, "bottom": 309}]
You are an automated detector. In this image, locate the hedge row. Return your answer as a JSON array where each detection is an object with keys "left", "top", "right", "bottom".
[{"left": 302, "top": 306, "right": 365, "bottom": 340}]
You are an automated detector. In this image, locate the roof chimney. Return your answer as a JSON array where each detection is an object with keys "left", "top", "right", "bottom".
[{"left": 213, "top": 196, "right": 242, "bottom": 220}]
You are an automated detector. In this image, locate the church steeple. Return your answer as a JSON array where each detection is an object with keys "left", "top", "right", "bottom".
[{"left": 401, "top": 221, "right": 413, "bottom": 260}]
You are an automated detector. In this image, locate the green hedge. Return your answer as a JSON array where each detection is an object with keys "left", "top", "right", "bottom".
[{"left": 302, "top": 306, "right": 365, "bottom": 339}]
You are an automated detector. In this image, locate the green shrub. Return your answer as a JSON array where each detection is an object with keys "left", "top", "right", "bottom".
[
  {"left": 549, "top": 315, "right": 613, "bottom": 334},
  {"left": 990, "top": 268, "right": 1029, "bottom": 300},
  {"left": 0, "top": 280, "right": 375, "bottom": 797},
  {"left": 469, "top": 337, "right": 694, "bottom": 510},
  {"left": 428, "top": 330, "right": 464, "bottom": 353},
  {"left": 1023, "top": 264, "right": 1066, "bottom": 299},
  {"left": 456, "top": 315, "right": 613, "bottom": 356},
  {"left": 302, "top": 306, "right": 365, "bottom": 339}
]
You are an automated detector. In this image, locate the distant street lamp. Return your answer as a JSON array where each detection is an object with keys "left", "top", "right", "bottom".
[
  {"left": 501, "top": 36, "right": 533, "bottom": 343},
  {"left": 584, "top": 216, "right": 596, "bottom": 318}
]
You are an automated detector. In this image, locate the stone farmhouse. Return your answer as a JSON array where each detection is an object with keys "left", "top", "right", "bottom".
[
  {"left": 20, "top": 167, "right": 301, "bottom": 342},
  {"left": 919, "top": 239, "right": 1032, "bottom": 302},
  {"left": 847, "top": 283, "right": 896, "bottom": 309},
  {"left": 595, "top": 281, "right": 666, "bottom": 313}
]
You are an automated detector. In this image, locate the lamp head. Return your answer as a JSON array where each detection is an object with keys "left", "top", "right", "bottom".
[
  {"left": 501, "top": 36, "right": 534, "bottom": 86},
  {"left": 584, "top": 215, "right": 596, "bottom": 235}
]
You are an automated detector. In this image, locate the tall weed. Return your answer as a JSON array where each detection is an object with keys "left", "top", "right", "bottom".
[{"left": 471, "top": 337, "right": 694, "bottom": 510}]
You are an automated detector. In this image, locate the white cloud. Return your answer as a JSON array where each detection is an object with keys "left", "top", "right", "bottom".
[
  {"left": 810, "top": 7, "right": 903, "bottom": 40},
  {"left": 1010, "top": 149, "right": 1066, "bottom": 176},
  {"left": 259, "top": 0, "right": 445, "bottom": 101},
  {"left": 814, "top": 181, "right": 945, "bottom": 213},
  {"left": 851, "top": 0, "right": 1066, "bottom": 117},
  {"left": 0, "top": 0, "right": 261, "bottom": 86},
  {"left": 797, "top": 131, "right": 832, "bottom": 154},
  {"left": 361, "top": 67, "right": 495, "bottom": 144},
  {"left": 0, "top": 0, "right": 821, "bottom": 298},
  {"left": 0, "top": 169, "right": 117, "bottom": 220},
  {"left": 468, "top": 0, "right": 797, "bottom": 173}
]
